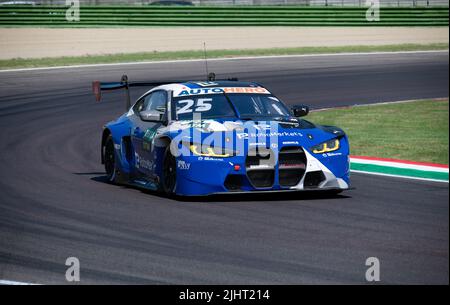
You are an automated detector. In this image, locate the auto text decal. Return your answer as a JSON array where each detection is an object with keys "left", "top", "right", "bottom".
[{"left": 174, "top": 87, "right": 271, "bottom": 97}]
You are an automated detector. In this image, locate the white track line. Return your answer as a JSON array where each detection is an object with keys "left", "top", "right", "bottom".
[
  {"left": 351, "top": 170, "right": 449, "bottom": 183},
  {"left": 0, "top": 279, "right": 40, "bottom": 285},
  {"left": 0, "top": 50, "right": 447, "bottom": 73},
  {"left": 311, "top": 98, "right": 449, "bottom": 112}
]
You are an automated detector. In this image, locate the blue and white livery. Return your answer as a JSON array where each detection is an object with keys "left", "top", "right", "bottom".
[{"left": 94, "top": 77, "right": 350, "bottom": 196}]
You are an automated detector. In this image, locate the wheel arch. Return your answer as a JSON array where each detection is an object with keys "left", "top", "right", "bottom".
[{"left": 153, "top": 135, "right": 173, "bottom": 186}]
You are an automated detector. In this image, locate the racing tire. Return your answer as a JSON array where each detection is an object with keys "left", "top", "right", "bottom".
[
  {"left": 104, "top": 135, "right": 118, "bottom": 184},
  {"left": 162, "top": 146, "right": 177, "bottom": 195}
]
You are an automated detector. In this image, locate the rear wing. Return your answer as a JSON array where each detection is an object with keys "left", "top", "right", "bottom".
[
  {"left": 92, "top": 74, "right": 186, "bottom": 110},
  {"left": 92, "top": 73, "right": 237, "bottom": 110}
]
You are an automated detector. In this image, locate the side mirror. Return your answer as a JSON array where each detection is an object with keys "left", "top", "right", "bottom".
[
  {"left": 140, "top": 110, "right": 163, "bottom": 122},
  {"left": 291, "top": 105, "right": 309, "bottom": 117}
]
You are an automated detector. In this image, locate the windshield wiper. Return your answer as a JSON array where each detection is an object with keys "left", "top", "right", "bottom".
[
  {"left": 238, "top": 116, "right": 291, "bottom": 122},
  {"left": 274, "top": 116, "right": 296, "bottom": 122},
  {"left": 220, "top": 91, "right": 240, "bottom": 119}
]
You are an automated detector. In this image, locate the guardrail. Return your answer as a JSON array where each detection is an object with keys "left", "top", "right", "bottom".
[{"left": 0, "top": 6, "right": 448, "bottom": 26}]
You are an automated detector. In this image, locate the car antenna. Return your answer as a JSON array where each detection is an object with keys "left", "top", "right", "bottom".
[
  {"left": 203, "top": 42, "right": 209, "bottom": 81},
  {"left": 202, "top": 42, "right": 216, "bottom": 81}
]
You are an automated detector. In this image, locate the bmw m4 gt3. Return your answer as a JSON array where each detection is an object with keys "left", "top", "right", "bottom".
[{"left": 93, "top": 76, "right": 350, "bottom": 196}]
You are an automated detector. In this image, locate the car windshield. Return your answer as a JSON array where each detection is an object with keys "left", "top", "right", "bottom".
[
  {"left": 227, "top": 94, "right": 291, "bottom": 119},
  {"left": 173, "top": 93, "right": 291, "bottom": 121}
]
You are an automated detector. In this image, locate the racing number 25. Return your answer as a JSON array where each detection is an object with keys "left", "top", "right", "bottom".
[{"left": 177, "top": 98, "right": 212, "bottom": 114}]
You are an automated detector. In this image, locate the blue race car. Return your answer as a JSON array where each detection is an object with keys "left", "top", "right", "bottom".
[{"left": 93, "top": 75, "right": 350, "bottom": 196}]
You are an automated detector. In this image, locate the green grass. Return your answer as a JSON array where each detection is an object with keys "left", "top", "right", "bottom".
[
  {"left": 0, "top": 43, "right": 447, "bottom": 70},
  {"left": 307, "top": 99, "right": 449, "bottom": 164}
]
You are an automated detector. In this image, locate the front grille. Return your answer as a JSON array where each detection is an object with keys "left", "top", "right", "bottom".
[
  {"left": 245, "top": 149, "right": 273, "bottom": 167},
  {"left": 243, "top": 147, "right": 319, "bottom": 189},
  {"left": 247, "top": 170, "right": 274, "bottom": 188},
  {"left": 245, "top": 148, "right": 275, "bottom": 188},
  {"left": 279, "top": 147, "right": 306, "bottom": 187}
]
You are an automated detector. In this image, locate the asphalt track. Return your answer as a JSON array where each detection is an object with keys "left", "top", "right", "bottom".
[{"left": 0, "top": 51, "right": 448, "bottom": 284}]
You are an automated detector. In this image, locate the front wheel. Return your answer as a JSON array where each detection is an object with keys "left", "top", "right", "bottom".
[
  {"left": 104, "top": 135, "right": 118, "bottom": 184},
  {"left": 162, "top": 146, "right": 177, "bottom": 195}
]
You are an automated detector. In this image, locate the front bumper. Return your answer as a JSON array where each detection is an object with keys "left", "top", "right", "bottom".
[{"left": 174, "top": 147, "right": 349, "bottom": 196}]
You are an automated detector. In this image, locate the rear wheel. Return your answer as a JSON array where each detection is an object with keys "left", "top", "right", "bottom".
[
  {"left": 104, "top": 135, "right": 117, "bottom": 183},
  {"left": 162, "top": 147, "right": 177, "bottom": 195}
]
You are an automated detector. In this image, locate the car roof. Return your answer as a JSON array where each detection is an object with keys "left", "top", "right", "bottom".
[
  {"left": 180, "top": 81, "right": 262, "bottom": 88},
  {"left": 145, "top": 80, "right": 268, "bottom": 98}
]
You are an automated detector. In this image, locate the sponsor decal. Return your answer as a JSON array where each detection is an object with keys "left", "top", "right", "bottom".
[
  {"left": 135, "top": 153, "right": 154, "bottom": 171},
  {"left": 282, "top": 141, "right": 299, "bottom": 145},
  {"left": 249, "top": 142, "right": 267, "bottom": 146},
  {"left": 177, "top": 160, "right": 191, "bottom": 170},
  {"left": 322, "top": 152, "right": 343, "bottom": 158},
  {"left": 223, "top": 87, "right": 270, "bottom": 94},
  {"left": 205, "top": 157, "right": 224, "bottom": 161},
  {"left": 199, "top": 157, "right": 224, "bottom": 162},
  {"left": 175, "top": 87, "right": 270, "bottom": 97},
  {"left": 237, "top": 131, "right": 303, "bottom": 140},
  {"left": 142, "top": 127, "right": 158, "bottom": 151}
]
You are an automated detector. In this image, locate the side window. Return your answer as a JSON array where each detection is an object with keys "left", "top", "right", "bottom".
[
  {"left": 144, "top": 91, "right": 167, "bottom": 113},
  {"left": 132, "top": 91, "right": 167, "bottom": 114}
]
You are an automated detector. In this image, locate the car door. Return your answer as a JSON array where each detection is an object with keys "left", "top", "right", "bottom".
[{"left": 131, "top": 90, "right": 168, "bottom": 176}]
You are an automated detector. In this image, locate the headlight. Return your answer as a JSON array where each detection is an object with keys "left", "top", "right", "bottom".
[
  {"left": 311, "top": 138, "right": 340, "bottom": 154},
  {"left": 183, "top": 142, "right": 236, "bottom": 158}
]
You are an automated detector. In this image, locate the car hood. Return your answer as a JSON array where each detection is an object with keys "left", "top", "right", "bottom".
[{"left": 161, "top": 118, "right": 345, "bottom": 151}]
